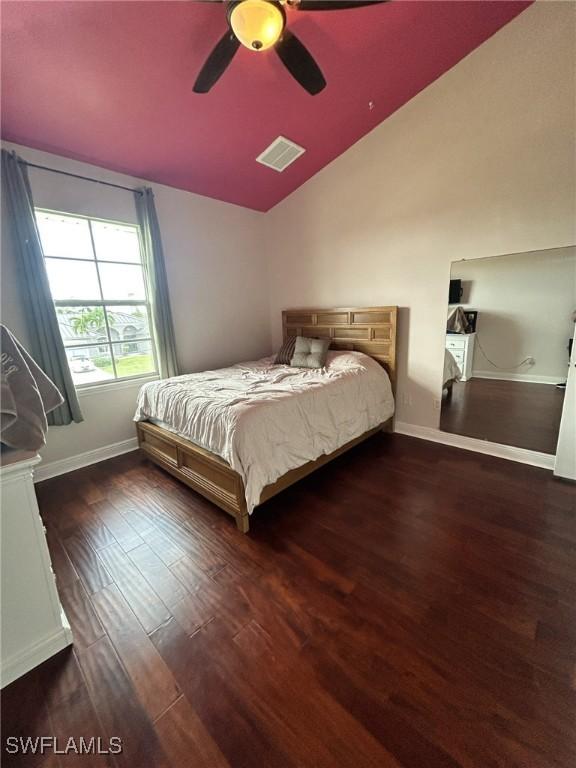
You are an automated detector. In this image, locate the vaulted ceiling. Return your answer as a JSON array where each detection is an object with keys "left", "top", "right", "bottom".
[{"left": 1, "top": 1, "right": 531, "bottom": 211}]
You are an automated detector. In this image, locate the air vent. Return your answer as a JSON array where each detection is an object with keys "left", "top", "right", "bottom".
[{"left": 256, "top": 136, "right": 305, "bottom": 172}]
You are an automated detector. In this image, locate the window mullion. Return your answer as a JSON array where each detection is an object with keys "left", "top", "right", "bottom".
[
  {"left": 110, "top": 336, "right": 153, "bottom": 346},
  {"left": 107, "top": 337, "right": 117, "bottom": 379},
  {"left": 66, "top": 337, "right": 153, "bottom": 351},
  {"left": 54, "top": 300, "right": 147, "bottom": 307},
  {"left": 44, "top": 255, "right": 141, "bottom": 266},
  {"left": 87, "top": 219, "right": 118, "bottom": 380}
]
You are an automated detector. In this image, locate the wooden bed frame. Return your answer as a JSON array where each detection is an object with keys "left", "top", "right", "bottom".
[{"left": 136, "top": 306, "right": 397, "bottom": 533}]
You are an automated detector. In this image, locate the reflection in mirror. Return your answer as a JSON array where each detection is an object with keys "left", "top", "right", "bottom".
[{"left": 440, "top": 246, "right": 575, "bottom": 454}]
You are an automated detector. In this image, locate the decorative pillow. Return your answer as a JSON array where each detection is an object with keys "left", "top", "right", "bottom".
[
  {"left": 290, "top": 336, "right": 330, "bottom": 369},
  {"left": 274, "top": 336, "right": 296, "bottom": 365}
]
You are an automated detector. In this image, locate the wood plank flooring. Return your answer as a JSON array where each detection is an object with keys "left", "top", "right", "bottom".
[
  {"left": 2, "top": 434, "right": 576, "bottom": 767},
  {"left": 440, "top": 378, "right": 565, "bottom": 453}
]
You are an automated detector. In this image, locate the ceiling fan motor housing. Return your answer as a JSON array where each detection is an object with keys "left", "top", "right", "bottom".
[
  {"left": 194, "top": 0, "right": 388, "bottom": 95},
  {"left": 228, "top": 0, "right": 286, "bottom": 51}
]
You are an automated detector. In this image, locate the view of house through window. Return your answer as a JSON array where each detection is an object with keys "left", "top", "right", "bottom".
[{"left": 36, "top": 210, "right": 157, "bottom": 386}]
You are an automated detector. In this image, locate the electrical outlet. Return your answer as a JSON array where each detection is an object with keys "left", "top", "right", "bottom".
[
  {"left": 401, "top": 393, "right": 412, "bottom": 407},
  {"left": 433, "top": 398, "right": 442, "bottom": 411}
]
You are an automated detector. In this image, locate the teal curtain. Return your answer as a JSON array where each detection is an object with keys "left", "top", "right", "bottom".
[
  {"left": 1, "top": 150, "right": 83, "bottom": 425},
  {"left": 135, "top": 187, "right": 179, "bottom": 378}
]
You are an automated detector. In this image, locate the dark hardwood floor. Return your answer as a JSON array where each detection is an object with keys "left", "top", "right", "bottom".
[
  {"left": 2, "top": 434, "right": 575, "bottom": 768},
  {"left": 440, "top": 378, "right": 565, "bottom": 454}
]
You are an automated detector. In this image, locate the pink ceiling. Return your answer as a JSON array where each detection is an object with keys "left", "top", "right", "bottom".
[{"left": 1, "top": 0, "right": 531, "bottom": 212}]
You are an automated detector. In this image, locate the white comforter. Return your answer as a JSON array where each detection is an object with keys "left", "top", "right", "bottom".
[
  {"left": 134, "top": 351, "right": 394, "bottom": 513},
  {"left": 444, "top": 349, "right": 462, "bottom": 387}
]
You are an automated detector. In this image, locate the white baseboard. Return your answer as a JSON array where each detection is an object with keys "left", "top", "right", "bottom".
[
  {"left": 1, "top": 625, "right": 73, "bottom": 689},
  {"left": 395, "top": 421, "right": 555, "bottom": 471},
  {"left": 472, "top": 371, "right": 566, "bottom": 385},
  {"left": 32, "top": 421, "right": 557, "bottom": 484},
  {"left": 34, "top": 437, "right": 139, "bottom": 483}
]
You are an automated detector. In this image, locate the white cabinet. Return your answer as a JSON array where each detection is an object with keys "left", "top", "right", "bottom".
[
  {"left": 554, "top": 340, "right": 576, "bottom": 480},
  {"left": 1, "top": 452, "right": 72, "bottom": 688},
  {"left": 445, "top": 333, "right": 476, "bottom": 381}
]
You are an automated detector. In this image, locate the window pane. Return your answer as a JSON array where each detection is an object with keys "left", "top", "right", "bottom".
[
  {"left": 56, "top": 306, "right": 111, "bottom": 347},
  {"left": 98, "top": 263, "right": 146, "bottom": 300},
  {"left": 112, "top": 339, "right": 155, "bottom": 379},
  {"left": 92, "top": 220, "right": 141, "bottom": 264},
  {"left": 46, "top": 258, "right": 100, "bottom": 300},
  {"left": 65, "top": 346, "right": 114, "bottom": 385},
  {"left": 106, "top": 305, "right": 152, "bottom": 343},
  {"left": 36, "top": 212, "right": 94, "bottom": 260}
]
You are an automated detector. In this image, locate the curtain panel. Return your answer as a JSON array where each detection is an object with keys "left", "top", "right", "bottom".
[
  {"left": 1, "top": 149, "right": 83, "bottom": 425},
  {"left": 134, "top": 187, "right": 179, "bottom": 379}
]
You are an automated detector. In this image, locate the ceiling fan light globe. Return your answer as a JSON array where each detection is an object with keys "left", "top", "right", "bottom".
[{"left": 230, "top": 0, "right": 285, "bottom": 51}]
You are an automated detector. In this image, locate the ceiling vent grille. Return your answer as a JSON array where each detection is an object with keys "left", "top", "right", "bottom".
[{"left": 256, "top": 136, "right": 305, "bottom": 172}]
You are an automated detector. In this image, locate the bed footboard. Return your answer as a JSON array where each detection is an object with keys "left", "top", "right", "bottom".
[
  {"left": 136, "top": 418, "right": 390, "bottom": 533},
  {"left": 136, "top": 421, "right": 250, "bottom": 532}
]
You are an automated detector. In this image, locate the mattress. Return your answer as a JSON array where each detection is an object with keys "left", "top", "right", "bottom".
[{"left": 134, "top": 350, "right": 394, "bottom": 513}]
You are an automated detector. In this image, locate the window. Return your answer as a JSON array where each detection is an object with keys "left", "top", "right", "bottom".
[{"left": 36, "top": 210, "right": 158, "bottom": 386}]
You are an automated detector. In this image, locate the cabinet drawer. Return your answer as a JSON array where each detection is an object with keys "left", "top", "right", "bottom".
[
  {"left": 446, "top": 336, "right": 467, "bottom": 350},
  {"left": 452, "top": 351, "right": 465, "bottom": 366}
]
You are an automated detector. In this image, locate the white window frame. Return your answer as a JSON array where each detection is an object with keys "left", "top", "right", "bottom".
[{"left": 36, "top": 208, "right": 159, "bottom": 389}]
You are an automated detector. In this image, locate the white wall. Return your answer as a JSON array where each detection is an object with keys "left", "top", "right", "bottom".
[
  {"left": 265, "top": 1, "right": 576, "bottom": 428},
  {"left": 1, "top": 142, "right": 271, "bottom": 466},
  {"left": 451, "top": 247, "right": 575, "bottom": 383}
]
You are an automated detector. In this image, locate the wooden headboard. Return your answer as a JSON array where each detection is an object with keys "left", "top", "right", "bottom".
[{"left": 282, "top": 306, "right": 397, "bottom": 386}]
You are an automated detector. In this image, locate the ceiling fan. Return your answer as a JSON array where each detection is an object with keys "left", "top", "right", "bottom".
[{"left": 193, "top": 0, "right": 388, "bottom": 95}]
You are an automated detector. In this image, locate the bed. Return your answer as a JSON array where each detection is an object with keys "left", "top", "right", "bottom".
[{"left": 135, "top": 306, "right": 397, "bottom": 532}]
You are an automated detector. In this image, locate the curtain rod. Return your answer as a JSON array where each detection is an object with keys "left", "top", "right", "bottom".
[{"left": 18, "top": 159, "right": 143, "bottom": 195}]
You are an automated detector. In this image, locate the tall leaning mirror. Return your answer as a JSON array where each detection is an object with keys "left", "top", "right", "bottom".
[{"left": 440, "top": 246, "right": 575, "bottom": 455}]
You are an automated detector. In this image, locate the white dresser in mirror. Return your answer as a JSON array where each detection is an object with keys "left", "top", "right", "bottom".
[{"left": 445, "top": 333, "right": 476, "bottom": 381}]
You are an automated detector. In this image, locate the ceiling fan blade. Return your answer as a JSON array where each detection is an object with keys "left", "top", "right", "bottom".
[
  {"left": 275, "top": 30, "right": 326, "bottom": 95},
  {"left": 294, "top": 1, "right": 387, "bottom": 10},
  {"left": 193, "top": 31, "right": 240, "bottom": 93}
]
